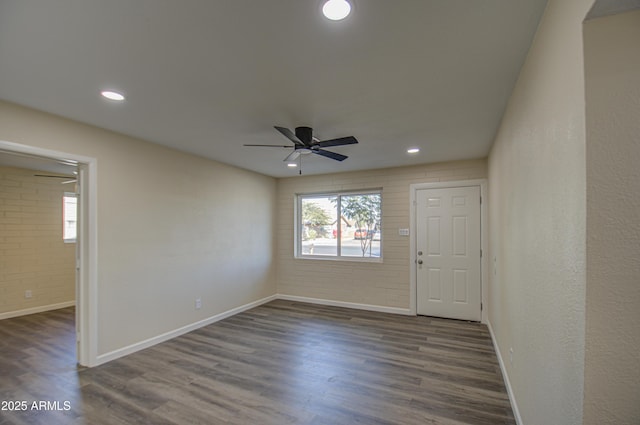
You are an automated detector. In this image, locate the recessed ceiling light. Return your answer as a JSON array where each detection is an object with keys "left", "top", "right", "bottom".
[
  {"left": 287, "top": 163, "right": 298, "bottom": 168},
  {"left": 322, "top": 0, "right": 351, "bottom": 21},
  {"left": 100, "top": 90, "right": 125, "bottom": 101},
  {"left": 407, "top": 148, "right": 420, "bottom": 154}
]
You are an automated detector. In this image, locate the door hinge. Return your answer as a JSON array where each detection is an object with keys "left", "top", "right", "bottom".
[
  {"left": 480, "top": 249, "right": 483, "bottom": 258},
  {"left": 481, "top": 302, "right": 483, "bottom": 311},
  {"left": 480, "top": 196, "right": 482, "bottom": 204}
]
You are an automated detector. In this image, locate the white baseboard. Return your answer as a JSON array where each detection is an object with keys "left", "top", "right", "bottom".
[
  {"left": 0, "top": 300, "right": 76, "bottom": 320},
  {"left": 95, "top": 295, "right": 277, "bottom": 366},
  {"left": 487, "top": 320, "right": 523, "bottom": 425},
  {"left": 276, "top": 294, "right": 413, "bottom": 316}
]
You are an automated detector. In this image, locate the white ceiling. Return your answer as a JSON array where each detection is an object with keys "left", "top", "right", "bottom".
[
  {"left": 0, "top": 149, "right": 77, "bottom": 175},
  {"left": 0, "top": 0, "right": 549, "bottom": 177},
  {"left": 586, "top": 0, "right": 640, "bottom": 19}
]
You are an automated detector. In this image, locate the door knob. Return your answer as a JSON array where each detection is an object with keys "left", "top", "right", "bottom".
[
  {"left": 417, "top": 259, "right": 423, "bottom": 265},
  {"left": 418, "top": 251, "right": 423, "bottom": 256}
]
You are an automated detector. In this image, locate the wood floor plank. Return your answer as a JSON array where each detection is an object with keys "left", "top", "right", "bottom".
[{"left": 0, "top": 301, "right": 515, "bottom": 424}]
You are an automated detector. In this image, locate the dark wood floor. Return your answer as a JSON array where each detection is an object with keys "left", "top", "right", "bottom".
[{"left": 0, "top": 300, "right": 514, "bottom": 425}]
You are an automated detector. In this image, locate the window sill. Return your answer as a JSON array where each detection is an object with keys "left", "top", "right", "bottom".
[{"left": 295, "top": 255, "right": 382, "bottom": 264}]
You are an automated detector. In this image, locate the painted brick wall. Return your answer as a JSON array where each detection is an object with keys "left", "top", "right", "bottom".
[
  {"left": 0, "top": 166, "right": 76, "bottom": 316},
  {"left": 276, "top": 159, "right": 487, "bottom": 309}
]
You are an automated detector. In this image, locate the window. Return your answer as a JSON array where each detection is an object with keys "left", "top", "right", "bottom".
[
  {"left": 296, "top": 190, "right": 382, "bottom": 260},
  {"left": 63, "top": 193, "right": 77, "bottom": 243}
]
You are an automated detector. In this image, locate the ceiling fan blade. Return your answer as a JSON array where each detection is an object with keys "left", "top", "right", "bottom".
[
  {"left": 243, "top": 144, "right": 292, "bottom": 148},
  {"left": 283, "top": 151, "right": 301, "bottom": 162},
  {"left": 313, "top": 149, "right": 348, "bottom": 162},
  {"left": 274, "top": 126, "right": 305, "bottom": 146},
  {"left": 34, "top": 174, "right": 74, "bottom": 178},
  {"left": 316, "top": 136, "right": 358, "bottom": 148}
]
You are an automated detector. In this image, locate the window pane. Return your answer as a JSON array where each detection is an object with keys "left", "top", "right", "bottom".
[
  {"left": 63, "top": 195, "right": 77, "bottom": 242},
  {"left": 300, "top": 196, "right": 337, "bottom": 256},
  {"left": 339, "top": 194, "right": 381, "bottom": 258}
]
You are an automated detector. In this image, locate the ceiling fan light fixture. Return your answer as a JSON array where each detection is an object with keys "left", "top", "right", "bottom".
[
  {"left": 287, "top": 163, "right": 298, "bottom": 168},
  {"left": 100, "top": 90, "right": 125, "bottom": 101},
  {"left": 407, "top": 147, "right": 420, "bottom": 154},
  {"left": 322, "top": 0, "right": 351, "bottom": 21}
]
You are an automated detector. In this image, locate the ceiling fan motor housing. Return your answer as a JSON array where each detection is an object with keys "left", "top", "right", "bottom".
[{"left": 295, "top": 126, "right": 313, "bottom": 145}]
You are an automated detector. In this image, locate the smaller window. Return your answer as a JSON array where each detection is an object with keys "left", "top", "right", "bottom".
[{"left": 63, "top": 193, "right": 77, "bottom": 243}]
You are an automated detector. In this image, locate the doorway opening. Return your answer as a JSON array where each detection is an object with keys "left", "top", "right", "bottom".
[{"left": 0, "top": 141, "right": 97, "bottom": 366}]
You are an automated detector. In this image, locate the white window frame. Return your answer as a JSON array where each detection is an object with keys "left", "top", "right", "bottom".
[
  {"left": 295, "top": 189, "right": 382, "bottom": 262},
  {"left": 63, "top": 192, "right": 77, "bottom": 243}
]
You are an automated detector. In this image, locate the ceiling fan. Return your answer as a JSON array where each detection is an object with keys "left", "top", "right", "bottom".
[{"left": 244, "top": 126, "right": 358, "bottom": 164}]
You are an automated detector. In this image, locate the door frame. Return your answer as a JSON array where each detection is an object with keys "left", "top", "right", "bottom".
[
  {"left": 409, "top": 179, "right": 488, "bottom": 323},
  {"left": 0, "top": 140, "right": 98, "bottom": 366}
]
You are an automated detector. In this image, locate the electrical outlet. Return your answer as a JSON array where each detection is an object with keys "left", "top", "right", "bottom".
[
  {"left": 25, "top": 290, "right": 32, "bottom": 299},
  {"left": 509, "top": 347, "right": 514, "bottom": 365},
  {"left": 195, "top": 297, "right": 202, "bottom": 310}
]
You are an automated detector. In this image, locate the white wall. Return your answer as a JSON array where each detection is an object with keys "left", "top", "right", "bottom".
[
  {"left": 277, "top": 159, "right": 486, "bottom": 310},
  {"left": 487, "top": 0, "right": 591, "bottom": 423},
  {"left": 583, "top": 9, "right": 640, "bottom": 424},
  {"left": 0, "top": 100, "right": 277, "bottom": 357}
]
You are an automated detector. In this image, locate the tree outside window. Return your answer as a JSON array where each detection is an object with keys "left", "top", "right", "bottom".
[{"left": 338, "top": 194, "right": 381, "bottom": 257}]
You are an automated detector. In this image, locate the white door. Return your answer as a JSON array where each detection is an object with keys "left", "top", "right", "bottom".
[{"left": 416, "top": 186, "right": 481, "bottom": 321}]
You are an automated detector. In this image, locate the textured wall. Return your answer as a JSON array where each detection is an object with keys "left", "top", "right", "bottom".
[
  {"left": 0, "top": 166, "right": 76, "bottom": 316},
  {"left": 487, "top": 0, "right": 591, "bottom": 423},
  {"left": 276, "top": 159, "right": 487, "bottom": 309},
  {"left": 584, "top": 9, "right": 640, "bottom": 424},
  {"left": 0, "top": 100, "right": 277, "bottom": 356}
]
